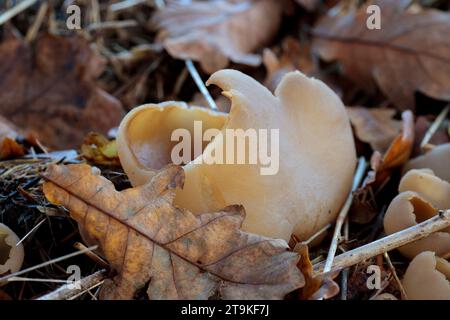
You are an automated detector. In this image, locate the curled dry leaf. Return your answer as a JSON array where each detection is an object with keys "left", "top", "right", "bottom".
[
  {"left": 347, "top": 107, "right": 402, "bottom": 152},
  {"left": 312, "top": 0, "right": 450, "bottom": 109},
  {"left": 153, "top": 0, "right": 282, "bottom": 73},
  {"left": 43, "top": 164, "right": 304, "bottom": 300},
  {"left": 0, "top": 33, "right": 124, "bottom": 149},
  {"left": 365, "top": 110, "right": 414, "bottom": 187},
  {"left": 295, "top": 243, "right": 340, "bottom": 300},
  {"left": 80, "top": 132, "right": 120, "bottom": 167}
]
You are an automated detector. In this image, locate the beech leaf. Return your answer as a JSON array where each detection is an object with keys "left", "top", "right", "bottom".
[{"left": 43, "top": 164, "right": 304, "bottom": 300}]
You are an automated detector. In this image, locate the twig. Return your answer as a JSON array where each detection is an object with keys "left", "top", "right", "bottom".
[
  {"left": 0, "top": 245, "right": 98, "bottom": 284},
  {"left": 185, "top": 60, "right": 218, "bottom": 110},
  {"left": 87, "top": 20, "right": 138, "bottom": 31},
  {"left": 7, "top": 277, "right": 71, "bottom": 284},
  {"left": 0, "top": 0, "right": 38, "bottom": 26},
  {"left": 16, "top": 219, "right": 46, "bottom": 246},
  {"left": 420, "top": 103, "right": 449, "bottom": 150},
  {"left": 74, "top": 242, "right": 109, "bottom": 270},
  {"left": 109, "top": 0, "right": 149, "bottom": 12},
  {"left": 383, "top": 252, "right": 408, "bottom": 299},
  {"left": 303, "top": 223, "right": 331, "bottom": 246},
  {"left": 369, "top": 274, "right": 392, "bottom": 300},
  {"left": 36, "top": 269, "right": 107, "bottom": 300},
  {"left": 314, "top": 210, "right": 450, "bottom": 274},
  {"left": 323, "top": 157, "right": 367, "bottom": 272}
]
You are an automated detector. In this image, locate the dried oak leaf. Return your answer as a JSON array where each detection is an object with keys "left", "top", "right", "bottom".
[
  {"left": 0, "top": 33, "right": 124, "bottom": 149},
  {"left": 347, "top": 107, "right": 402, "bottom": 153},
  {"left": 153, "top": 0, "right": 282, "bottom": 74},
  {"left": 43, "top": 164, "right": 304, "bottom": 300},
  {"left": 312, "top": 0, "right": 450, "bottom": 109}
]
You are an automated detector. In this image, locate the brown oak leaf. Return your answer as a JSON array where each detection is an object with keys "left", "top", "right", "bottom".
[
  {"left": 312, "top": 0, "right": 450, "bottom": 109},
  {"left": 153, "top": 0, "right": 282, "bottom": 74},
  {"left": 0, "top": 33, "right": 124, "bottom": 149},
  {"left": 43, "top": 164, "right": 304, "bottom": 300}
]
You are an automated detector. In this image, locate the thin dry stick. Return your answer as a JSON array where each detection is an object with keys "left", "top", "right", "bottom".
[
  {"left": 25, "top": 1, "right": 48, "bottom": 42},
  {"left": 314, "top": 210, "right": 450, "bottom": 274},
  {"left": 0, "top": 245, "right": 98, "bottom": 283},
  {"left": 109, "top": 0, "right": 148, "bottom": 12},
  {"left": 0, "top": 0, "right": 38, "bottom": 26},
  {"left": 383, "top": 252, "right": 408, "bottom": 300},
  {"left": 74, "top": 242, "right": 109, "bottom": 270},
  {"left": 369, "top": 274, "right": 393, "bottom": 300},
  {"left": 16, "top": 219, "right": 46, "bottom": 246},
  {"left": 185, "top": 60, "right": 218, "bottom": 110},
  {"left": 340, "top": 217, "right": 350, "bottom": 300},
  {"left": 36, "top": 269, "right": 107, "bottom": 300},
  {"left": 303, "top": 223, "right": 332, "bottom": 246},
  {"left": 87, "top": 20, "right": 138, "bottom": 31},
  {"left": 323, "top": 157, "right": 367, "bottom": 272},
  {"left": 420, "top": 103, "right": 449, "bottom": 150}
]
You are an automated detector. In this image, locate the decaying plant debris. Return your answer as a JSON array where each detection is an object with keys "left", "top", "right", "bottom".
[{"left": 0, "top": 0, "right": 449, "bottom": 301}]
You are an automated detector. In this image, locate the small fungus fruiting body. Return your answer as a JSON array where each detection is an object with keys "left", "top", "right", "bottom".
[
  {"left": 0, "top": 223, "right": 24, "bottom": 277},
  {"left": 118, "top": 69, "right": 357, "bottom": 242},
  {"left": 402, "top": 251, "right": 450, "bottom": 300},
  {"left": 384, "top": 169, "right": 450, "bottom": 259}
]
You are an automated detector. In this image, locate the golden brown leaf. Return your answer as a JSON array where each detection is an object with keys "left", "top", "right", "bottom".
[
  {"left": 153, "top": 0, "right": 282, "bottom": 73},
  {"left": 0, "top": 115, "right": 25, "bottom": 159},
  {"left": 0, "top": 138, "right": 25, "bottom": 160},
  {"left": 81, "top": 132, "right": 120, "bottom": 167},
  {"left": 312, "top": 0, "right": 450, "bottom": 109},
  {"left": 0, "top": 33, "right": 124, "bottom": 149},
  {"left": 43, "top": 164, "right": 304, "bottom": 300}
]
